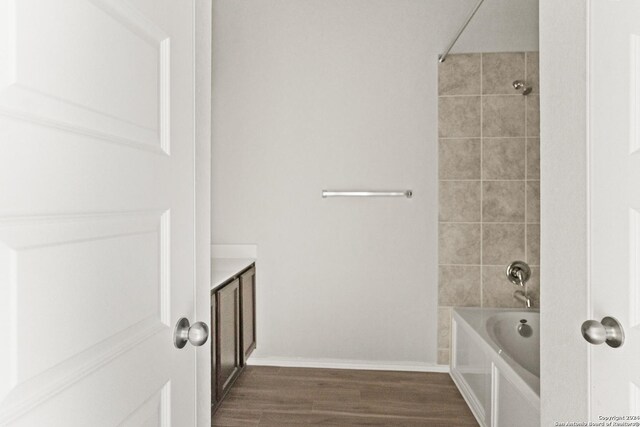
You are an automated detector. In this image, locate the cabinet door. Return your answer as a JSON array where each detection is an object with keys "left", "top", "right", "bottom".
[
  {"left": 240, "top": 267, "right": 256, "bottom": 363},
  {"left": 210, "top": 291, "right": 218, "bottom": 407},
  {"left": 215, "top": 279, "right": 241, "bottom": 399}
]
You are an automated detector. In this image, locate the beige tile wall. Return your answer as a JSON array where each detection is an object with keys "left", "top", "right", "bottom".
[{"left": 437, "top": 52, "right": 540, "bottom": 365}]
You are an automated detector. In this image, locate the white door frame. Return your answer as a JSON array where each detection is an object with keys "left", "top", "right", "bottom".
[
  {"left": 539, "top": 0, "right": 590, "bottom": 423},
  {"left": 194, "top": 0, "right": 212, "bottom": 426}
]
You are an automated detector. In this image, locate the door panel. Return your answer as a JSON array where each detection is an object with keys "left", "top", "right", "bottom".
[
  {"left": 0, "top": 0, "right": 169, "bottom": 152},
  {"left": 590, "top": 0, "right": 640, "bottom": 417},
  {"left": 0, "top": 0, "right": 196, "bottom": 425},
  {"left": 118, "top": 382, "right": 170, "bottom": 427},
  {"left": 2, "top": 212, "right": 168, "bottom": 387}
]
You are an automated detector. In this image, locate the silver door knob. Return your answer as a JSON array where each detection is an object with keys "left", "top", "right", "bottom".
[
  {"left": 173, "top": 317, "right": 210, "bottom": 349},
  {"left": 581, "top": 316, "right": 624, "bottom": 348}
]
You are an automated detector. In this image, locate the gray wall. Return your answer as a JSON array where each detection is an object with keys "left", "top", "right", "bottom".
[
  {"left": 453, "top": 0, "right": 539, "bottom": 55},
  {"left": 212, "top": 0, "right": 539, "bottom": 367}
]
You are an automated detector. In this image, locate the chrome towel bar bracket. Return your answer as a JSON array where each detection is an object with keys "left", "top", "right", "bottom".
[{"left": 322, "top": 190, "right": 413, "bottom": 198}]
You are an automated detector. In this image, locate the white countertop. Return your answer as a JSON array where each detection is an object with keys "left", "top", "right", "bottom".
[{"left": 211, "top": 257, "right": 255, "bottom": 290}]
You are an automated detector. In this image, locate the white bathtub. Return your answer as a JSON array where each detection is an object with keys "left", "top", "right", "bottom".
[{"left": 450, "top": 307, "right": 540, "bottom": 427}]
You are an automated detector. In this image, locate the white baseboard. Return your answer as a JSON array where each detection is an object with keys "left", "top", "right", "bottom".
[{"left": 246, "top": 356, "right": 449, "bottom": 373}]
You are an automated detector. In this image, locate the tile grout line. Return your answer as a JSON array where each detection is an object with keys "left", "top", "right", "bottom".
[
  {"left": 524, "top": 52, "right": 529, "bottom": 270},
  {"left": 439, "top": 93, "right": 525, "bottom": 98},
  {"left": 439, "top": 263, "right": 541, "bottom": 267},
  {"left": 440, "top": 136, "right": 528, "bottom": 140},
  {"left": 439, "top": 221, "right": 539, "bottom": 225},
  {"left": 436, "top": 63, "right": 445, "bottom": 358},
  {"left": 480, "top": 52, "right": 484, "bottom": 310},
  {"left": 439, "top": 178, "right": 540, "bottom": 182}
]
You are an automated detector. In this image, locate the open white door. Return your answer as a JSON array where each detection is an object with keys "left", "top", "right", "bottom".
[
  {"left": 588, "top": 0, "right": 640, "bottom": 418},
  {"left": 0, "top": 1, "right": 205, "bottom": 425}
]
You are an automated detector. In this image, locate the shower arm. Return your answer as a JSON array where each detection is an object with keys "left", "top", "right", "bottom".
[{"left": 438, "top": 0, "right": 486, "bottom": 63}]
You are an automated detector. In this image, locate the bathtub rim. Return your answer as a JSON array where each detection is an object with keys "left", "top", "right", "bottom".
[{"left": 451, "top": 307, "right": 540, "bottom": 407}]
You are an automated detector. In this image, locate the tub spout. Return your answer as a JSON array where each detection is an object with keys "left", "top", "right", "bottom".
[{"left": 514, "top": 289, "right": 532, "bottom": 309}]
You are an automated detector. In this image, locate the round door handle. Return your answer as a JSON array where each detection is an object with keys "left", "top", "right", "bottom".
[
  {"left": 581, "top": 316, "right": 624, "bottom": 348},
  {"left": 173, "top": 317, "right": 210, "bottom": 349}
]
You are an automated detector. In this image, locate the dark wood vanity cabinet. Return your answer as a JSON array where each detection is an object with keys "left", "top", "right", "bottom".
[{"left": 211, "top": 264, "right": 256, "bottom": 412}]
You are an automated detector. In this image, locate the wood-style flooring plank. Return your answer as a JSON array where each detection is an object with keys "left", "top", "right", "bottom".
[
  {"left": 212, "top": 366, "right": 478, "bottom": 426},
  {"left": 307, "top": 412, "right": 476, "bottom": 427},
  {"left": 211, "top": 407, "right": 261, "bottom": 426},
  {"left": 258, "top": 411, "right": 312, "bottom": 426}
]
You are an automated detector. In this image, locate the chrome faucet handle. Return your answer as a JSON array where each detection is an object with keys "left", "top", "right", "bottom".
[
  {"left": 516, "top": 270, "right": 524, "bottom": 283},
  {"left": 506, "top": 261, "right": 531, "bottom": 286}
]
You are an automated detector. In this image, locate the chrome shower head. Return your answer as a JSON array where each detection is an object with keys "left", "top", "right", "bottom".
[{"left": 513, "top": 80, "right": 532, "bottom": 95}]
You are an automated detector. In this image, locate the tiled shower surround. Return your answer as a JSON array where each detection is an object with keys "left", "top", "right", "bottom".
[{"left": 437, "top": 52, "right": 540, "bottom": 365}]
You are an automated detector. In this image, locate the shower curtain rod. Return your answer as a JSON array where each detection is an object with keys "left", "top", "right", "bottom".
[{"left": 438, "top": 0, "right": 486, "bottom": 63}]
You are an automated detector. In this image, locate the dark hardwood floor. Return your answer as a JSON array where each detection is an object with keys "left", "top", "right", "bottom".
[{"left": 212, "top": 366, "right": 478, "bottom": 426}]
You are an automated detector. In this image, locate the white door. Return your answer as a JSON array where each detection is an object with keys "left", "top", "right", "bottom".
[
  {"left": 589, "top": 0, "right": 640, "bottom": 418},
  {"left": 0, "top": 0, "right": 200, "bottom": 425}
]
